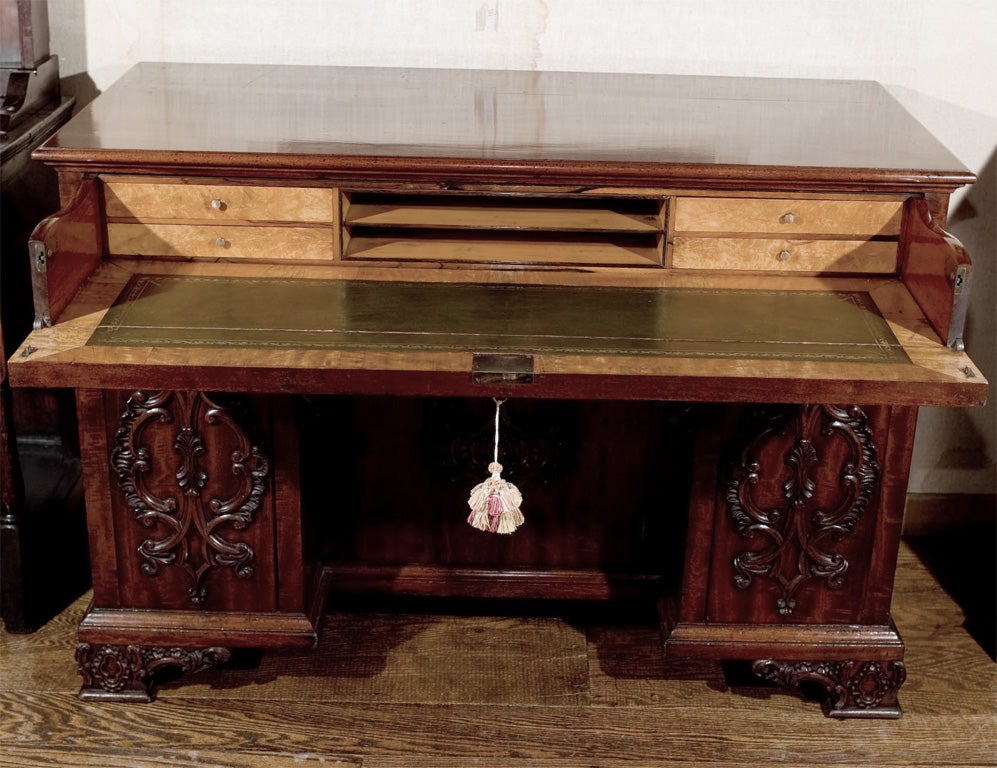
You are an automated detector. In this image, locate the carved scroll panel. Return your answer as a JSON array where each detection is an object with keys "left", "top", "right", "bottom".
[
  {"left": 713, "top": 404, "right": 881, "bottom": 622},
  {"left": 110, "top": 390, "right": 273, "bottom": 608}
]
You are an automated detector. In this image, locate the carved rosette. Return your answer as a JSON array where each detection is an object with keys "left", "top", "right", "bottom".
[
  {"left": 111, "top": 391, "right": 269, "bottom": 604},
  {"left": 76, "top": 643, "right": 231, "bottom": 701},
  {"left": 752, "top": 659, "right": 906, "bottom": 718},
  {"left": 433, "top": 401, "right": 695, "bottom": 484},
  {"left": 432, "top": 400, "right": 572, "bottom": 484},
  {"left": 726, "top": 404, "right": 879, "bottom": 615}
]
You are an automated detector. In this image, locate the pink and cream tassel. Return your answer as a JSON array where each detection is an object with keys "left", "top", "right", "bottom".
[{"left": 467, "top": 399, "right": 525, "bottom": 534}]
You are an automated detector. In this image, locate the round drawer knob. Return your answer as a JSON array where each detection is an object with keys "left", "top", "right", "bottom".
[
  {"left": 215, "top": 237, "right": 228, "bottom": 248},
  {"left": 777, "top": 250, "right": 792, "bottom": 261},
  {"left": 780, "top": 212, "right": 795, "bottom": 224},
  {"left": 210, "top": 198, "right": 226, "bottom": 211}
]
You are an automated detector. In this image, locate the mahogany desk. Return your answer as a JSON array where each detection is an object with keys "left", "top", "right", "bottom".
[{"left": 8, "top": 64, "right": 986, "bottom": 717}]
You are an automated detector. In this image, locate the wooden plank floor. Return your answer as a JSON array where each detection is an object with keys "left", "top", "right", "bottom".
[{"left": 2, "top": 541, "right": 994, "bottom": 767}]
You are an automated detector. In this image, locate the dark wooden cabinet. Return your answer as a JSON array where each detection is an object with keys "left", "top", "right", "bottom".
[
  {"left": 1, "top": 0, "right": 79, "bottom": 630},
  {"left": 7, "top": 64, "right": 986, "bottom": 716}
]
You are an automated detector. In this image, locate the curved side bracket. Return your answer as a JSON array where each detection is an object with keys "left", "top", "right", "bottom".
[
  {"left": 901, "top": 197, "right": 973, "bottom": 350},
  {"left": 28, "top": 176, "right": 103, "bottom": 329}
]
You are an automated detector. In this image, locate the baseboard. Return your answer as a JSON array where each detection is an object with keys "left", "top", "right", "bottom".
[{"left": 903, "top": 493, "right": 995, "bottom": 536}]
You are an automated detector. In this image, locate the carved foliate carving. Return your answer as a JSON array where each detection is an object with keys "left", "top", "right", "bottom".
[
  {"left": 76, "top": 643, "right": 231, "bottom": 701},
  {"left": 111, "top": 391, "right": 269, "bottom": 604},
  {"left": 726, "top": 404, "right": 879, "bottom": 615},
  {"left": 752, "top": 659, "right": 905, "bottom": 717}
]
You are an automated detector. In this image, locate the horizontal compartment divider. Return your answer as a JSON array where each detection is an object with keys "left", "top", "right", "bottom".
[
  {"left": 340, "top": 191, "right": 666, "bottom": 267},
  {"left": 344, "top": 229, "right": 662, "bottom": 266},
  {"left": 344, "top": 193, "right": 664, "bottom": 233}
]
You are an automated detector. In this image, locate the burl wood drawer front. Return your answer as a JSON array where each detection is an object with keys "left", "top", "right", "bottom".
[
  {"left": 671, "top": 237, "right": 898, "bottom": 273},
  {"left": 106, "top": 223, "right": 335, "bottom": 260},
  {"left": 673, "top": 197, "right": 904, "bottom": 236},
  {"left": 103, "top": 180, "right": 335, "bottom": 223}
]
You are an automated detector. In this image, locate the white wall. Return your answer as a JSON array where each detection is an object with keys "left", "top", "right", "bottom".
[{"left": 47, "top": 0, "right": 996, "bottom": 496}]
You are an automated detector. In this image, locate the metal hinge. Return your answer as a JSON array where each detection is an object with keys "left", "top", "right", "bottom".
[
  {"left": 953, "top": 265, "right": 968, "bottom": 295},
  {"left": 30, "top": 241, "right": 47, "bottom": 274}
]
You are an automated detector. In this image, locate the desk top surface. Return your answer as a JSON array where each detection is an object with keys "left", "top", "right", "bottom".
[{"left": 37, "top": 63, "right": 971, "bottom": 188}]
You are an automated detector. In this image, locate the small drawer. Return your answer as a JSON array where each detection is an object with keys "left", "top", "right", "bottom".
[
  {"left": 673, "top": 197, "right": 903, "bottom": 236},
  {"left": 671, "top": 237, "right": 898, "bottom": 273},
  {"left": 104, "top": 180, "right": 335, "bottom": 223},
  {"left": 107, "top": 223, "right": 335, "bottom": 261}
]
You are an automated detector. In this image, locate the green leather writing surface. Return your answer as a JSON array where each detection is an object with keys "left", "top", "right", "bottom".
[{"left": 89, "top": 275, "right": 907, "bottom": 363}]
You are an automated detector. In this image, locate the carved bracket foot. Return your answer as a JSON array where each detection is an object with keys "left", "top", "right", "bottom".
[
  {"left": 752, "top": 659, "right": 906, "bottom": 718},
  {"left": 76, "top": 643, "right": 231, "bottom": 702}
]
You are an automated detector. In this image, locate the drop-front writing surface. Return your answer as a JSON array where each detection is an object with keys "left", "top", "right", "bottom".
[{"left": 9, "top": 63, "right": 986, "bottom": 716}]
